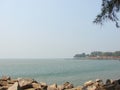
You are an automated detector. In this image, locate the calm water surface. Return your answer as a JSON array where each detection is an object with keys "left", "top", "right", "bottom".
[{"left": 0, "top": 59, "right": 120, "bottom": 86}]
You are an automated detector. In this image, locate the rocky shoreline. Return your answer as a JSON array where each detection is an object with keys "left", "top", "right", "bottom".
[{"left": 0, "top": 76, "right": 120, "bottom": 90}]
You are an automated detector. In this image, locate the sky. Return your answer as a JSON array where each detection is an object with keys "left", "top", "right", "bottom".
[{"left": 0, "top": 0, "right": 120, "bottom": 58}]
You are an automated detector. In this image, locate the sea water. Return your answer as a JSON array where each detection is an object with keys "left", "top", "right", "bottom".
[{"left": 0, "top": 59, "right": 120, "bottom": 86}]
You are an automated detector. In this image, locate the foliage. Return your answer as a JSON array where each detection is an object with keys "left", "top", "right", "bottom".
[
  {"left": 94, "top": 0, "right": 120, "bottom": 28},
  {"left": 90, "top": 51, "right": 103, "bottom": 56},
  {"left": 74, "top": 51, "right": 120, "bottom": 58},
  {"left": 74, "top": 53, "right": 86, "bottom": 58}
]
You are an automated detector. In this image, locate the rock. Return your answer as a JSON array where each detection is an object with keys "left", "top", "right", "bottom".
[
  {"left": 7, "top": 83, "right": 14, "bottom": 88},
  {"left": 18, "top": 78, "right": 34, "bottom": 89},
  {"left": 0, "top": 87, "right": 8, "bottom": 90},
  {"left": 95, "top": 79, "right": 104, "bottom": 86},
  {"left": 84, "top": 80, "right": 94, "bottom": 87},
  {"left": 8, "top": 79, "right": 18, "bottom": 84},
  {"left": 40, "top": 82, "right": 47, "bottom": 86},
  {"left": 83, "top": 80, "right": 106, "bottom": 90},
  {"left": 47, "top": 83, "right": 58, "bottom": 90},
  {"left": 24, "top": 88, "right": 36, "bottom": 90},
  {"left": 40, "top": 82, "right": 47, "bottom": 90},
  {"left": 86, "top": 85, "right": 97, "bottom": 90},
  {"left": 0, "top": 80, "right": 8, "bottom": 86},
  {"left": 112, "top": 80, "right": 118, "bottom": 86},
  {"left": 82, "top": 84, "right": 98, "bottom": 90},
  {"left": 1, "top": 76, "right": 11, "bottom": 81},
  {"left": 63, "top": 82, "right": 74, "bottom": 89},
  {"left": 96, "top": 79, "right": 101, "bottom": 82},
  {"left": 8, "top": 82, "right": 22, "bottom": 90},
  {"left": 32, "top": 83, "right": 41, "bottom": 89},
  {"left": 104, "top": 84, "right": 115, "bottom": 90},
  {"left": 117, "top": 79, "right": 120, "bottom": 85},
  {"left": 106, "top": 79, "right": 112, "bottom": 85},
  {"left": 1, "top": 76, "right": 120, "bottom": 90},
  {"left": 57, "top": 85, "right": 64, "bottom": 90},
  {"left": 115, "top": 84, "right": 120, "bottom": 90},
  {"left": 95, "top": 79, "right": 103, "bottom": 83},
  {"left": 67, "top": 86, "right": 82, "bottom": 90}
]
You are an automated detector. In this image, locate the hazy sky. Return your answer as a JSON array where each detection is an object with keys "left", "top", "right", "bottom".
[{"left": 0, "top": 0, "right": 120, "bottom": 58}]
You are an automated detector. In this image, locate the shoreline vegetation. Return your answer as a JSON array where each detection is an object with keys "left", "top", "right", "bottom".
[
  {"left": 74, "top": 51, "right": 120, "bottom": 60},
  {"left": 0, "top": 76, "right": 120, "bottom": 90}
]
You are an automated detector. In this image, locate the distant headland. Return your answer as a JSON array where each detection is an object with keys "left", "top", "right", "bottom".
[{"left": 74, "top": 51, "right": 120, "bottom": 60}]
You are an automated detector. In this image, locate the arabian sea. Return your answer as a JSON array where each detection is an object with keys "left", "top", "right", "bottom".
[{"left": 0, "top": 59, "right": 120, "bottom": 86}]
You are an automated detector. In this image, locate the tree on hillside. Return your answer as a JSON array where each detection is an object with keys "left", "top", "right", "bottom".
[
  {"left": 94, "top": 0, "right": 120, "bottom": 28},
  {"left": 90, "top": 51, "right": 103, "bottom": 56}
]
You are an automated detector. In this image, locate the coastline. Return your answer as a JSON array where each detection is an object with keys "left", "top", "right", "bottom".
[
  {"left": 74, "top": 57, "right": 120, "bottom": 60},
  {"left": 0, "top": 76, "right": 120, "bottom": 90}
]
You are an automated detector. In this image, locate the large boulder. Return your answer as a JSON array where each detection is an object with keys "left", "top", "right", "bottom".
[
  {"left": 40, "top": 82, "right": 48, "bottom": 90},
  {"left": 84, "top": 80, "right": 94, "bottom": 87},
  {"left": 94, "top": 79, "right": 104, "bottom": 90},
  {"left": 62, "top": 82, "right": 74, "bottom": 89},
  {"left": 1, "top": 76, "right": 11, "bottom": 81},
  {"left": 0, "top": 87, "right": 8, "bottom": 90},
  {"left": 57, "top": 85, "right": 64, "bottom": 90},
  {"left": 0, "top": 80, "right": 8, "bottom": 86},
  {"left": 32, "top": 83, "right": 41, "bottom": 89},
  {"left": 117, "top": 79, "right": 120, "bottom": 85},
  {"left": 114, "top": 79, "right": 120, "bottom": 90},
  {"left": 8, "top": 82, "right": 22, "bottom": 90},
  {"left": 104, "top": 84, "right": 115, "bottom": 90},
  {"left": 18, "top": 78, "right": 35, "bottom": 89},
  {"left": 8, "top": 79, "right": 18, "bottom": 84},
  {"left": 95, "top": 79, "right": 104, "bottom": 85},
  {"left": 0, "top": 76, "right": 11, "bottom": 86},
  {"left": 86, "top": 85, "right": 97, "bottom": 90},
  {"left": 115, "top": 84, "right": 120, "bottom": 90},
  {"left": 83, "top": 80, "right": 106, "bottom": 90},
  {"left": 106, "top": 79, "right": 112, "bottom": 85},
  {"left": 66, "top": 86, "right": 82, "bottom": 90},
  {"left": 47, "top": 83, "right": 58, "bottom": 90},
  {"left": 24, "top": 88, "right": 36, "bottom": 90}
]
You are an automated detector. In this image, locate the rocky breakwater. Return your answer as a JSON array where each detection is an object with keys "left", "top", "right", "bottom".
[
  {"left": 0, "top": 76, "right": 120, "bottom": 90},
  {"left": 0, "top": 76, "right": 74, "bottom": 90},
  {"left": 77, "top": 79, "right": 120, "bottom": 90}
]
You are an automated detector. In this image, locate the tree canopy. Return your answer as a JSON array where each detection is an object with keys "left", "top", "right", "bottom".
[
  {"left": 94, "top": 0, "right": 120, "bottom": 28},
  {"left": 74, "top": 51, "right": 120, "bottom": 58}
]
